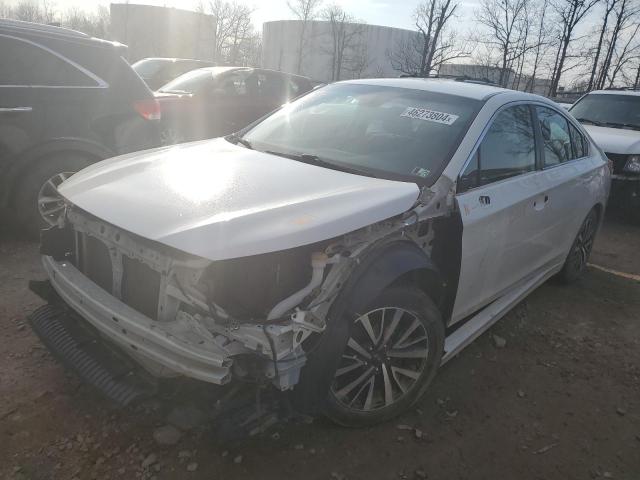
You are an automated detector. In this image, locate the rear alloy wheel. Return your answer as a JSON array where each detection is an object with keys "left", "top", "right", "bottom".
[
  {"left": 559, "top": 208, "right": 599, "bottom": 283},
  {"left": 325, "top": 287, "right": 444, "bottom": 427},
  {"left": 37, "top": 171, "right": 75, "bottom": 227}
]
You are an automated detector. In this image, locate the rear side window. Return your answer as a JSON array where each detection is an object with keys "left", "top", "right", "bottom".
[
  {"left": 0, "top": 35, "right": 97, "bottom": 87},
  {"left": 537, "top": 106, "right": 572, "bottom": 166},
  {"left": 216, "top": 70, "right": 252, "bottom": 97},
  {"left": 460, "top": 105, "right": 536, "bottom": 189},
  {"left": 569, "top": 123, "right": 588, "bottom": 158},
  {"left": 287, "top": 77, "right": 312, "bottom": 99},
  {"left": 255, "top": 72, "right": 286, "bottom": 102}
]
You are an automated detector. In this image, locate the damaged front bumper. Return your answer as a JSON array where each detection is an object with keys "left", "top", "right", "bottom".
[
  {"left": 42, "top": 255, "right": 234, "bottom": 385},
  {"left": 33, "top": 208, "right": 340, "bottom": 394}
]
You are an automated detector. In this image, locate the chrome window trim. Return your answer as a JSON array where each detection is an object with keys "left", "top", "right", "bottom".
[
  {"left": 0, "top": 33, "right": 109, "bottom": 88},
  {"left": 456, "top": 167, "right": 541, "bottom": 194}
]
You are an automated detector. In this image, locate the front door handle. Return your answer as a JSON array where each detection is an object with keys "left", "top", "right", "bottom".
[
  {"left": 0, "top": 106, "right": 32, "bottom": 113},
  {"left": 479, "top": 195, "right": 491, "bottom": 205},
  {"left": 533, "top": 194, "right": 549, "bottom": 211}
]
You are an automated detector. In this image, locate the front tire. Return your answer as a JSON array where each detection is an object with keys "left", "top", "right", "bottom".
[
  {"left": 558, "top": 208, "right": 599, "bottom": 284},
  {"left": 325, "top": 286, "right": 444, "bottom": 427}
]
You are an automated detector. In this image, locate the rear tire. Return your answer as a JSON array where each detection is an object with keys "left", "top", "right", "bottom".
[
  {"left": 325, "top": 286, "right": 444, "bottom": 427},
  {"left": 558, "top": 208, "right": 599, "bottom": 284},
  {"left": 14, "top": 153, "right": 94, "bottom": 238}
]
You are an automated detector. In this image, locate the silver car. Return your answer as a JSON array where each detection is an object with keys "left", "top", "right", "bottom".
[{"left": 30, "top": 78, "right": 610, "bottom": 428}]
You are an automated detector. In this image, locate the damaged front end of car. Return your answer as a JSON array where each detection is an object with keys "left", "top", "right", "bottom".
[{"left": 29, "top": 177, "right": 454, "bottom": 420}]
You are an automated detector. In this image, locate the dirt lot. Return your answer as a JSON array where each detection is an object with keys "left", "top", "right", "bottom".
[{"left": 1, "top": 214, "right": 639, "bottom": 480}]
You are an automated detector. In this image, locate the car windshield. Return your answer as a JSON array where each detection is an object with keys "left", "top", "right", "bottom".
[
  {"left": 242, "top": 83, "right": 481, "bottom": 184},
  {"left": 570, "top": 94, "right": 640, "bottom": 130},
  {"left": 131, "top": 59, "right": 165, "bottom": 77}
]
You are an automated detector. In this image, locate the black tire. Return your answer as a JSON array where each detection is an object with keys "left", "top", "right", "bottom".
[
  {"left": 558, "top": 208, "right": 599, "bottom": 284},
  {"left": 14, "top": 153, "right": 94, "bottom": 238},
  {"left": 325, "top": 286, "right": 444, "bottom": 427}
]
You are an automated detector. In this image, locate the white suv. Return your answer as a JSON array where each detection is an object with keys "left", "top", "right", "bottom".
[
  {"left": 29, "top": 79, "right": 610, "bottom": 427},
  {"left": 570, "top": 89, "right": 640, "bottom": 219}
]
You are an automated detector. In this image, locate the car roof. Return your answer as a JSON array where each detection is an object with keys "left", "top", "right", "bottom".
[
  {"left": 340, "top": 78, "right": 542, "bottom": 101},
  {"left": 586, "top": 89, "right": 640, "bottom": 97},
  {"left": 0, "top": 18, "right": 123, "bottom": 49},
  {"left": 137, "top": 57, "right": 214, "bottom": 64},
  {"left": 195, "top": 66, "right": 311, "bottom": 81}
]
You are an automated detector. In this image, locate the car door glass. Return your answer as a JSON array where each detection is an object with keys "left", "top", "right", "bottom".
[
  {"left": 0, "top": 36, "right": 96, "bottom": 87},
  {"left": 256, "top": 72, "right": 286, "bottom": 103},
  {"left": 460, "top": 105, "right": 536, "bottom": 190},
  {"left": 214, "top": 71, "right": 252, "bottom": 97},
  {"left": 537, "top": 106, "right": 572, "bottom": 166},
  {"left": 569, "top": 123, "right": 587, "bottom": 158}
]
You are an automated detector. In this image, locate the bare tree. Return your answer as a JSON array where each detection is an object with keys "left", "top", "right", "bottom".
[
  {"left": 606, "top": 22, "right": 640, "bottom": 85},
  {"left": 525, "top": 0, "right": 556, "bottom": 92},
  {"left": 388, "top": 0, "right": 466, "bottom": 76},
  {"left": 595, "top": 0, "right": 639, "bottom": 88},
  {"left": 588, "top": 0, "right": 619, "bottom": 89},
  {"left": 207, "top": 0, "right": 256, "bottom": 65},
  {"left": 287, "top": 0, "right": 323, "bottom": 74},
  {"left": 548, "top": 0, "right": 600, "bottom": 96},
  {"left": 475, "top": 0, "right": 533, "bottom": 86},
  {"left": 321, "top": 4, "right": 365, "bottom": 81},
  {"left": 62, "top": 5, "right": 110, "bottom": 38}
]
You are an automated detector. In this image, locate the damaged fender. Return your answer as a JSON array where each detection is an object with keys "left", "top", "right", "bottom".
[{"left": 293, "top": 241, "right": 439, "bottom": 414}]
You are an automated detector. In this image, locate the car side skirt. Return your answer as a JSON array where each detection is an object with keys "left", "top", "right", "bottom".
[{"left": 441, "top": 261, "right": 563, "bottom": 365}]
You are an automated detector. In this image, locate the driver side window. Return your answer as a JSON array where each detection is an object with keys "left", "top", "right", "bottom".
[{"left": 459, "top": 104, "right": 536, "bottom": 192}]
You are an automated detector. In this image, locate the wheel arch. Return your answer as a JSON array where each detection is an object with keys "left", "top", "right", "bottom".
[
  {"left": 292, "top": 239, "right": 443, "bottom": 415},
  {"left": 2, "top": 138, "right": 112, "bottom": 206},
  {"left": 343, "top": 240, "right": 443, "bottom": 317}
]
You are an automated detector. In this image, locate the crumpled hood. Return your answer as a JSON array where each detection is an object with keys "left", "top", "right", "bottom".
[
  {"left": 583, "top": 125, "right": 640, "bottom": 154},
  {"left": 59, "top": 139, "right": 420, "bottom": 261}
]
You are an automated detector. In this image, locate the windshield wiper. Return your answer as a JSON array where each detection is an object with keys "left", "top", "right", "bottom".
[
  {"left": 575, "top": 117, "right": 602, "bottom": 126},
  {"left": 226, "top": 134, "right": 253, "bottom": 149},
  {"left": 265, "top": 150, "right": 377, "bottom": 177},
  {"left": 601, "top": 121, "right": 640, "bottom": 131}
]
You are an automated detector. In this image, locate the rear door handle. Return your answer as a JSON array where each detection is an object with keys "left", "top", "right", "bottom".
[{"left": 0, "top": 106, "right": 32, "bottom": 113}]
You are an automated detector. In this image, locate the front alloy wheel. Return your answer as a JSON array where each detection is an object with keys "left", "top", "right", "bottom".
[
  {"left": 37, "top": 171, "right": 75, "bottom": 227},
  {"left": 326, "top": 287, "right": 444, "bottom": 427}
]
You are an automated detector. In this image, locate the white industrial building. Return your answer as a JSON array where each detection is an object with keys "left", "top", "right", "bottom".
[{"left": 262, "top": 20, "right": 421, "bottom": 83}]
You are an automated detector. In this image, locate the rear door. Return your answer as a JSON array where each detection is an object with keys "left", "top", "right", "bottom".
[
  {"left": 452, "top": 103, "right": 551, "bottom": 321},
  {"left": 533, "top": 105, "right": 602, "bottom": 258}
]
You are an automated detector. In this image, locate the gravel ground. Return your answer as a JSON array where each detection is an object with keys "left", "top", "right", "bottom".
[{"left": 1, "top": 214, "right": 639, "bottom": 480}]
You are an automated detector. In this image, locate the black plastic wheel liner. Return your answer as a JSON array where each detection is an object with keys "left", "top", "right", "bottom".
[{"left": 28, "top": 303, "right": 157, "bottom": 406}]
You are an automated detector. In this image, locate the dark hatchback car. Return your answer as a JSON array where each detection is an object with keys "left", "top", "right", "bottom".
[
  {"left": 156, "top": 67, "right": 313, "bottom": 144},
  {"left": 0, "top": 20, "right": 161, "bottom": 235},
  {"left": 131, "top": 57, "right": 215, "bottom": 91}
]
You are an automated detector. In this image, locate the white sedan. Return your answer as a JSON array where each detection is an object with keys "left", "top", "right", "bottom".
[{"left": 30, "top": 78, "right": 610, "bottom": 428}]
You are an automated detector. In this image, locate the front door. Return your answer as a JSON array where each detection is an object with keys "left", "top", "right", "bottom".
[{"left": 451, "top": 104, "right": 551, "bottom": 322}]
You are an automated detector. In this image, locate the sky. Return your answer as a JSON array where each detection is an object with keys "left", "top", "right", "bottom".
[{"left": 7, "top": 0, "right": 481, "bottom": 32}]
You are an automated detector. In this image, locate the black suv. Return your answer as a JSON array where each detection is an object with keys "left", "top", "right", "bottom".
[{"left": 0, "top": 20, "right": 161, "bottom": 235}]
